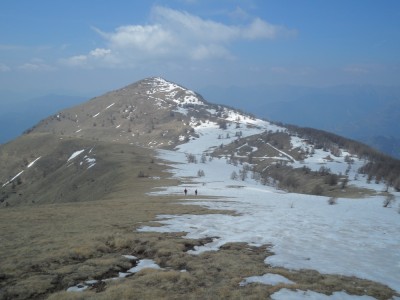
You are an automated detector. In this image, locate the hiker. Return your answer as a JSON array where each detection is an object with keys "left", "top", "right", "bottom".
[
  {"left": 195, "top": 189, "right": 197, "bottom": 196},
  {"left": 184, "top": 188, "right": 187, "bottom": 195}
]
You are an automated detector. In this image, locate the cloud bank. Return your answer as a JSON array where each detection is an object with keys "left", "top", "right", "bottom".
[{"left": 63, "top": 6, "right": 295, "bottom": 68}]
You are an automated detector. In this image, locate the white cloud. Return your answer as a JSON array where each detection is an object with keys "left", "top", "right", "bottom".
[
  {"left": 62, "top": 48, "right": 118, "bottom": 68},
  {"left": 98, "top": 25, "right": 175, "bottom": 52},
  {"left": 191, "top": 44, "right": 234, "bottom": 60},
  {"left": 18, "top": 59, "right": 55, "bottom": 71},
  {"left": 63, "top": 6, "right": 295, "bottom": 68},
  {"left": 89, "top": 48, "right": 111, "bottom": 58},
  {"left": 64, "top": 55, "right": 88, "bottom": 67}
]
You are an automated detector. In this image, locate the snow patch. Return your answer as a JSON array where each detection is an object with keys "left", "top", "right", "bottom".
[
  {"left": 2, "top": 171, "right": 24, "bottom": 187},
  {"left": 67, "top": 257, "right": 161, "bottom": 292},
  {"left": 271, "top": 289, "right": 378, "bottom": 300},
  {"left": 106, "top": 102, "right": 115, "bottom": 109},
  {"left": 127, "top": 259, "right": 161, "bottom": 273},
  {"left": 240, "top": 273, "right": 294, "bottom": 286},
  {"left": 27, "top": 157, "right": 41, "bottom": 168},
  {"left": 67, "top": 149, "right": 85, "bottom": 162}
]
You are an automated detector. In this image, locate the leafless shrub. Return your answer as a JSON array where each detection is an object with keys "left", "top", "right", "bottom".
[
  {"left": 312, "top": 184, "right": 324, "bottom": 195},
  {"left": 230, "top": 171, "right": 238, "bottom": 180},
  {"left": 239, "top": 168, "right": 248, "bottom": 181},
  {"left": 186, "top": 153, "right": 197, "bottom": 163},
  {"left": 383, "top": 194, "right": 395, "bottom": 208},
  {"left": 328, "top": 197, "right": 337, "bottom": 205}
]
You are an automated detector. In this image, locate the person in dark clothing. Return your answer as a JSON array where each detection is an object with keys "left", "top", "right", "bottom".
[
  {"left": 195, "top": 189, "right": 198, "bottom": 196},
  {"left": 184, "top": 188, "right": 187, "bottom": 195}
]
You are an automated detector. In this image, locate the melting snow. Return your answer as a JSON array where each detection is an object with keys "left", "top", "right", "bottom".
[
  {"left": 271, "top": 289, "right": 378, "bottom": 300},
  {"left": 67, "top": 149, "right": 85, "bottom": 162},
  {"left": 84, "top": 157, "right": 96, "bottom": 169},
  {"left": 240, "top": 273, "right": 294, "bottom": 286},
  {"left": 27, "top": 157, "right": 41, "bottom": 168},
  {"left": 2, "top": 171, "right": 24, "bottom": 187},
  {"left": 67, "top": 258, "right": 161, "bottom": 292},
  {"left": 127, "top": 259, "right": 161, "bottom": 273},
  {"left": 106, "top": 102, "right": 115, "bottom": 109},
  {"left": 67, "top": 284, "right": 88, "bottom": 292},
  {"left": 138, "top": 115, "right": 400, "bottom": 294}
]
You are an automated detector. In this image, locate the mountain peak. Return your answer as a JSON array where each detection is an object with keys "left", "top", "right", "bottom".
[
  {"left": 14, "top": 76, "right": 400, "bottom": 196},
  {"left": 26, "top": 77, "right": 211, "bottom": 149}
]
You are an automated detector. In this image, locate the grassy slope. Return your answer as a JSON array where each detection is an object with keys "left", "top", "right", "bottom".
[
  {"left": 0, "top": 146, "right": 395, "bottom": 300},
  {"left": 0, "top": 132, "right": 396, "bottom": 299}
]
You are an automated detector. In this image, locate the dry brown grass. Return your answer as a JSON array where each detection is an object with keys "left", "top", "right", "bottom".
[
  {"left": 1, "top": 196, "right": 396, "bottom": 300},
  {"left": 0, "top": 137, "right": 397, "bottom": 300}
]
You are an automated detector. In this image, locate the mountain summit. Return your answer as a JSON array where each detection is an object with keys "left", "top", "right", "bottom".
[{"left": 29, "top": 77, "right": 209, "bottom": 149}]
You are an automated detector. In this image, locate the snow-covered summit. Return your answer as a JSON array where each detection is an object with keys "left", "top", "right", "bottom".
[{"left": 145, "top": 77, "right": 206, "bottom": 107}]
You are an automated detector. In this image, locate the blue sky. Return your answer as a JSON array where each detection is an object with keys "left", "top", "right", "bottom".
[{"left": 1, "top": 0, "right": 400, "bottom": 96}]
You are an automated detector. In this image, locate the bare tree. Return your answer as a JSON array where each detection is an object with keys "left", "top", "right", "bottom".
[
  {"left": 231, "top": 171, "right": 238, "bottom": 180},
  {"left": 186, "top": 153, "right": 197, "bottom": 163}
]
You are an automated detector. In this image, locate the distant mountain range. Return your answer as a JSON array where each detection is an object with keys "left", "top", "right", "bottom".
[{"left": 200, "top": 84, "right": 400, "bottom": 159}]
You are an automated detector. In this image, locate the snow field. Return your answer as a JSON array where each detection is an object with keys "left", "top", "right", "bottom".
[{"left": 139, "top": 118, "right": 400, "bottom": 295}]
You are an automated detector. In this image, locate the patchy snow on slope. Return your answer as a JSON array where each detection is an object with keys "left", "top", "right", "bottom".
[
  {"left": 147, "top": 77, "right": 205, "bottom": 107},
  {"left": 139, "top": 116, "right": 400, "bottom": 295},
  {"left": 2, "top": 170, "right": 24, "bottom": 187},
  {"left": 127, "top": 259, "right": 161, "bottom": 273},
  {"left": 27, "top": 156, "right": 41, "bottom": 168},
  {"left": 289, "top": 135, "right": 389, "bottom": 191},
  {"left": 176, "top": 118, "right": 273, "bottom": 156},
  {"left": 83, "top": 157, "right": 96, "bottom": 169},
  {"left": 67, "top": 149, "right": 85, "bottom": 162},
  {"left": 106, "top": 102, "right": 115, "bottom": 109},
  {"left": 271, "top": 289, "right": 377, "bottom": 300},
  {"left": 67, "top": 257, "right": 161, "bottom": 292},
  {"left": 240, "top": 273, "right": 294, "bottom": 287}
]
